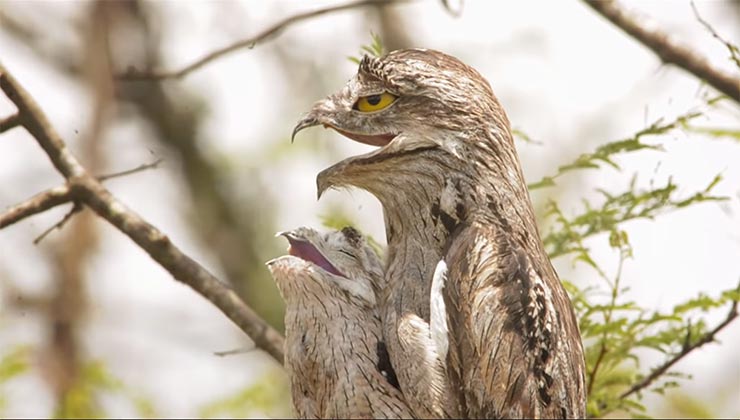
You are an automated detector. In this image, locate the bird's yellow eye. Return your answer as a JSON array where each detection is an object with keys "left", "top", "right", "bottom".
[{"left": 354, "top": 92, "right": 397, "bottom": 112}]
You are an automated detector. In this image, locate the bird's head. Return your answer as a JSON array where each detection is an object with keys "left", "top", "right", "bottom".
[
  {"left": 267, "top": 226, "right": 383, "bottom": 308},
  {"left": 292, "top": 49, "right": 512, "bottom": 199}
]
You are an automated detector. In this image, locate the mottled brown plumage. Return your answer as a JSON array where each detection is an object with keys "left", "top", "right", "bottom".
[
  {"left": 267, "top": 227, "right": 412, "bottom": 419},
  {"left": 294, "top": 49, "right": 587, "bottom": 418}
]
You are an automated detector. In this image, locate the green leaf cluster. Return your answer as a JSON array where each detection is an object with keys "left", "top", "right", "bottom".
[{"left": 348, "top": 32, "right": 385, "bottom": 64}]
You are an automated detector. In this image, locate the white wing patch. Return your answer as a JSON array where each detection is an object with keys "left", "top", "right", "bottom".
[{"left": 430, "top": 259, "right": 449, "bottom": 363}]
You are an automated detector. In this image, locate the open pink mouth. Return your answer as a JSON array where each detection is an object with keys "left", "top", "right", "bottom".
[
  {"left": 286, "top": 237, "right": 346, "bottom": 278},
  {"left": 330, "top": 126, "right": 396, "bottom": 147}
]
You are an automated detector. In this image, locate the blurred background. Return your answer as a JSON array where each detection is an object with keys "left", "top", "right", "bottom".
[{"left": 0, "top": 0, "right": 738, "bottom": 417}]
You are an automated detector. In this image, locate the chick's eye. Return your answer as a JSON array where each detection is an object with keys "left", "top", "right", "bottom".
[
  {"left": 354, "top": 92, "right": 397, "bottom": 112},
  {"left": 338, "top": 249, "right": 357, "bottom": 259}
]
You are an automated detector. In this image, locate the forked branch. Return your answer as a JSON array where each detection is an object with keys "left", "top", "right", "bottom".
[{"left": 0, "top": 62, "right": 285, "bottom": 364}]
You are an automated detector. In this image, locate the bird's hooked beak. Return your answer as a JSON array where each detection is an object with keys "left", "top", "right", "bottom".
[
  {"left": 291, "top": 114, "right": 319, "bottom": 143},
  {"left": 291, "top": 96, "right": 335, "bottom": 143}
]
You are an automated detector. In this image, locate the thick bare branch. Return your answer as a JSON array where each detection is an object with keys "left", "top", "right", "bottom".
[
  {"left": 585, "top": 0, "right": 740, "bottom": 103},
  {"left": 620, "top": 292, "right": 739, "bottom": 399},
  {"left": 0, "top": 61, "right": 285, "bottom": 364},
  {"left": 117, "top": 0, "right": 412, "bottom": 81}
]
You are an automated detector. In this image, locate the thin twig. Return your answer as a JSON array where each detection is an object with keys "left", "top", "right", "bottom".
[
  {"left": 98, "top": 158, "right": 164, "bottom": 181},
  {"left": 584, "top": 0, "right": 740, "bottom": 103},
  {"left": 440, "top": 0, "right": 464, "bottom": 17},
  {"left": 213, "top": 346, "right": 255, "bottom": 357},
  {"left": 690, "top": 0, "right": 740, "bottom": 70},
  {"left": 587, "top": 244, "right": 628, "bottom": 397},
  {"left": 0, "top": 60, "right": 285, "bottom": 364},
  {"left": 33, "top": 202, "right": 82, "bottom": 244},
  {"left": 620, "top": 292, "right": 739, "bottom": 399},
  {"left": 117, "top": 0, "right": 412, "bottom": 81},
  {"left": 0, "top": 113, "right": 20, "bottom": 133}
]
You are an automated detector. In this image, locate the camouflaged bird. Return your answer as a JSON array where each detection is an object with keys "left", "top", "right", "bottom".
[
  {"left": 267, "top": 227, "right": 413, "bottom": 419},
  {"left": 293, "top": 49, "right": 587, "bottom": 419}
]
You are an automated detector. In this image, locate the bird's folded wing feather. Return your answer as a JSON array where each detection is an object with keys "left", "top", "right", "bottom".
[{"left": 443, "top": 219, "right": 571, "bottom": 419}]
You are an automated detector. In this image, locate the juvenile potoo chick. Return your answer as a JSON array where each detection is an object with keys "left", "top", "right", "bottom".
[
  {"left": 293, "top": 49, "right": 587, "bottom": 418},
  {"left": 267, "top": 227, "right": 412, "bottom": 419}
]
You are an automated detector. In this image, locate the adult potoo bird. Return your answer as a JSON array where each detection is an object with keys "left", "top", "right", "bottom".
[
  {"left": 293, "top": 49, "right": 587, "bottom": 418},
  {"left": 267, "top": 226, "right": 413, "bottom": 419}
]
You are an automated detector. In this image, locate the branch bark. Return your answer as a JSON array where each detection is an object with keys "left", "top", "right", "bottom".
[
  {"left": 0, "top": 61, "right": 285, "bottom": 364},
  {"left": 585, "top": 0, "right": 740, "bottom": 103},
  {"left": 0, "top": 161, "right": 163, "bottom": 231},
  {"left": 0, "top": 185, "right": 74, "bottom": 229},
  {"left": 0, "top": 112, "right": 20, "bottom": 133},
  {"left": 117, "top": 0, "right": 412, "bottom": 81}
]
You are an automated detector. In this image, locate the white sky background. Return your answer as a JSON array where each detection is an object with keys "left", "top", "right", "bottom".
[{"left": 1, "top": 0, "right": 739, "bottom": 417}]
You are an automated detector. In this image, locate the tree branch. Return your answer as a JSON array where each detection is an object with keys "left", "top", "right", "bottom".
[
  {"left": 117, "top": 0, "right": 412, "bottom": 81},
  {"left": 97, "top": 158, "right": 163, "bottom": 181},
  {"left": 0, "top": 184, "right": 74, "bottom": 229},
  {"left": 0, "top": 61, "right": 285, "bottom": 364},
  {"left": 584, "top": 0, "right": 740, "bottom": 103},
  {"left": 0, "top": 112, "right": 20, "bottom": 133},
  {"left": 620, "top": 294, "right": 739, "bottom": 399},
  {"left": 1, "top": 159, "right": 164, "bottom": 231}
]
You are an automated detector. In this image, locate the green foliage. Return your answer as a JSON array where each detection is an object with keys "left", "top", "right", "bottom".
[
  {"left": 529, "top": 109, "right": 702, "bottom": 191},
  {"left": 0, "top": 346, "right": 30, "bottom": 415},
  {"left": 348, "top": 32, "right": 385, "bottom": 64},
  {"left": 512, "top": 128, "right": 542, "bottom": 145},
  {"left": 199, "top": 369, "right": 291, "bottom": 418},
  {"left": 686, "top": 125, "right": 740, "bottom": 142},
  {"left": 55, "top": 361, "right": 157, "bottom": 419},
  {"left": 574, "top": 274, "right": 738, "bottom": 418},
  {"left": 543, "top": 173, "right": 726, "bottom": 261},
  {"left": 537, "top": 97, "right": 739, "bottom": 417}
]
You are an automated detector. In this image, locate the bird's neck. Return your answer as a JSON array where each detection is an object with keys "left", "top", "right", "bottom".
[{"left": 370, "top": 141, "right": 547, "bottom": 321}]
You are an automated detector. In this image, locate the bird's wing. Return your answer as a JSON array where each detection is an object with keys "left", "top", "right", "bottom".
[{"left": 442, "top": 219, "right": 572, "bottom": 419}]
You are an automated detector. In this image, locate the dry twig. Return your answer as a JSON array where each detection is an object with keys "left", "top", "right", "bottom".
[
  {"left": 585, "top": 0, "right": 740, "bottom": 103},
  {"left": 0, "top": 62, "right": 285, "bottom": 364},
  {"left": 117, "top": 0, "right": 412, "bottom": 81},
  {"left": 33, "top": 202, "right": 82, "bottom": 245},
  {"left": 690, "top": 0, "right": 740, "bottom": 70}
]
